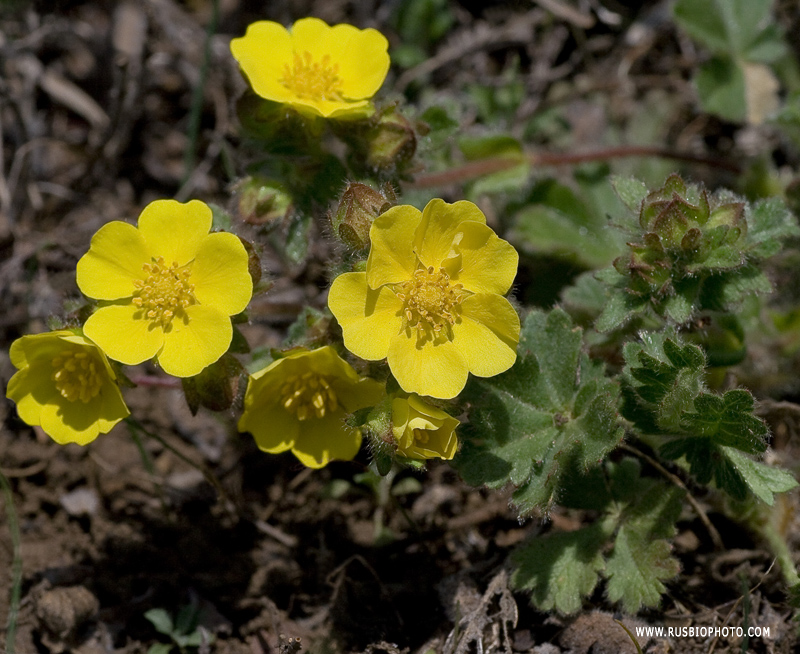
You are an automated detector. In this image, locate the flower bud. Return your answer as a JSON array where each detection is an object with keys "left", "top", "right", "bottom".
[
  {"left": 234, "top": 176, "right": 292, "bottom": 225},
  {"left": 366, "top": 108, "right": 417, "bottom": 170},
  {"left": 330, "top": 182, "right": 394, "bottom": 250}
]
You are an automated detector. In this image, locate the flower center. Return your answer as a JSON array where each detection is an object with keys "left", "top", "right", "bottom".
[
  {"left": 280, "top": 372, "right": 339, "bottom": 421},
  {"left": 51, "top": 350, "right": 103, "bottom": 403},
  {"left": 132, "top": 257, "right": 195, "bottom": 327},
  {"left": 280, "top": 51, "right": 343, "bottom": 101},
  {"left": 396, "top": 266, "right": 465, "bottom": 337},
  {"left": 412, "top": 428, "right": 430, "bottom": 444}
]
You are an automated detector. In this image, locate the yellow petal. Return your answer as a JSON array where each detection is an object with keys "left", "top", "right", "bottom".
[
  {"left": 391, "top": 397, "right": 412, "bottom": 446},
  {"left": 76, "top": 221, "right": 150, "bottom": 300},
  {"left": 38, "top": 399, "right": 102, "bottom": 446},
  {"left": 329, "top": 25, "right": 389, "bottom": 100},
  {"left": 157, "top": 305, "right": 232, "bottom": 377},
  {"left": 367, "top": 205, "right": 422, "bottom": 288},
  {"left": 138, "top": 199, "right": 212, "bottom": 266},
  {"left": 447, "top": 222, "right": 518, "bottom": 295},
  {"left": 230, "top": 21, "right": 294, "bottom": 104},
  {"left": 84, "top": 303, "right": 165, "bottom": 366},
  {"left": 415, "top": 199, "right": 486, "bottom": 270},
  {"left": 6, "top": 363, "right": 58, "bottom": 426},
  {"left": 191, "top": 232, "right": 252, "bottom": 316},
  {"left": 334, "top": 377, "right": 385, "bottom": 413},
  {"left": 96, "top": 380, "right": 130, "bottom": 431},
  {"left": 291, "top": 412, "right": 362, "bottom": 468},
  {"left": 328, "top": 272, "right": 403, "bottom": 360},
  {"left": 9, "top": 331, "right": 75, "bottom": 369},
  {"left": 387, "top": 333, "right": 469, "bottom": 399},
  {"left": 239, "top": 404, "right": 299, "bottom": 455},
  {"left": 453, "top": 294, "right": 519, "bottom": 378}
]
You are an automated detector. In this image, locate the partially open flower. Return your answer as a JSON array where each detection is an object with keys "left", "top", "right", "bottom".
[
  {"left": 392, "top": 394, "right": 458, "bottom": 460},
  {"left": 230, "top": 17, "right": 390, "bottom": 119},
  {"left": 76, "top": 199, "right": 253, "bottom": 378},
  {"left": 328, "top": 199, "right": 520, "bottom": 399},
  {"left": 238, "top": 346, "right": 384, "bottom": 468},
  {"left": 6, "top": 331, "right": 129, "bottom": 445}
]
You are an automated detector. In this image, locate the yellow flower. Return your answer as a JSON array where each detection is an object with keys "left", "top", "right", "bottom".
[
  {"left": 6, "top": 331, "right": 129, "bottom": 445},
  {"left": 76, "top": 199, "right": 253, "bottom": 378},
  {"left": 392, "top": 394, "right": 458, "bottom": 460},
  {"left": 328, "top": 199, "right": 520, "bottom": 399},
  {"left": 230, "top": 17, "right": 390, "bottom": 119},
  {"left": 238, "top": 346, "right": 384, "bottom": 469}
]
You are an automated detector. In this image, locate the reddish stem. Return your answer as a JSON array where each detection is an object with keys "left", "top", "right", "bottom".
[
  {"left": 129, "top": 375, "right": 182, "bottom": 389},
  {"left": 410, "top": 145, "right": 741, "bottom": 189}
]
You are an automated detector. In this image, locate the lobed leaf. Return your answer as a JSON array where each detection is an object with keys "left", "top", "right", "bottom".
[{"left": 455, "top": 309, "right": 623, "bottom": 514}]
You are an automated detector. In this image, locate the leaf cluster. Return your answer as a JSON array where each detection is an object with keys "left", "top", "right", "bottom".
[
  {"left": 622, "top": 331, "right": 797, "bottom": 504},
  {"left": 594, "top": 174, "right": 799, "bottom": 332},
  {"left": 673, "top": 0, "right": 789, "bottom": 124},
  {"left": 511, "top": 458, "right": 683, "bottom": 614},
  {"left": 454, "top": 308, "right": 624, "bottom": 515}
]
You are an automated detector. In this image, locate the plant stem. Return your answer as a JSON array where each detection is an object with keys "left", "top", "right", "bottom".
[{"left": 410, "top": 145, "right": 741, "bottom": 188}]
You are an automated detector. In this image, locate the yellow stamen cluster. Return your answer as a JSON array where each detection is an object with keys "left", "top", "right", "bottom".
[
  {"left": 132, "top": 257, "right": 195, "bottom": 327},
  {"left": 412, "top": 428, "right": 430, "bottom": 444},
  {"left": 396, "top": 266, "right": 465, "bottom": 337},
  {"left": 280, "top": 372, "right": 339, "bottom": 421},
  {"left": 280, "top": 51, "right": 343, "bottom": 101},
  {"left": 51, "top": 351, "right": 103, "bottom": 403}
]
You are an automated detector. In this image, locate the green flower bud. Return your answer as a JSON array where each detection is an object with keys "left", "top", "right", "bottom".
[{"left": 234, "top": 177, "right": 292, "bottom": 225}]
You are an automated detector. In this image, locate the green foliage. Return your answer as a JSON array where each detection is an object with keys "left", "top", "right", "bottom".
[
  {"left": 454, "top": 308, "right": 624, "bottom": 515},
  {"left": 673, "top": 0, "right": 787, "bottom": 123},
  {"left": 511, "top": 459, "right": 683, "bottom": 614},
  {"left": 620, "top": 330, "right": 795, "bottom": 504},
  {"left": 145, "top": 603, "right": 213, "bottom": 654},
  {"left": 508, "top": 179, "right": 625, "bottom": 268},
  {"left": 390, "top": 0, "right": 454, "bottom": 68},
  {"left": 594, "top": 174, "right": 798, "bottom": 332}
]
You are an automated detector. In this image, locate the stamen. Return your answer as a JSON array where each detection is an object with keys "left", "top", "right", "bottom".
[
  {"left": 279, "top": 51, "right": 344, "bottom": 101},
  {"left": 280, "top": 373, "right": 339, "bottom": 421},
  {"left": 51, "top": 350, "right": 104, "bottom": 403},
  {"left": 132, "top": 256, "right": 195, "bottom": 327},
  {"left": 396, "top": 266, "right": 467, "bottom": 340}
]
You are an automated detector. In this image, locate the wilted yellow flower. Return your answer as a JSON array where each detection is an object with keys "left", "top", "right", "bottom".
[
  {"left": 328, "top": 199, "right": 520, "bottom": 399},
  {"left": 238, "top": 346, "right": 384, "bottom": 469},
  {"left": 76, "top": 199, "right": 253, "bottom": 378},
  {"left": 392, "top": 394, "right": 458, "bottom": 460},
  {"left": 230, "top": 17, "right": 390, "bottom": 119},
  {"left": 6, "top": 331, "right": 129, "bottom": 445}
]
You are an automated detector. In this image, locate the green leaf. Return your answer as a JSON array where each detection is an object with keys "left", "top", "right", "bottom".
[
  {"left": 145, "top": 609, "right": 175, "bottom": 637},
  {"left": 680, "top": 390, "right": 767, "bottom": 454},
  {"left": 695, "top": 57, "right": 747, "bottom": 123},
  {"left": 455, "top": 309, "right": 623, "bottom": 514},
  {"left": 458, "top": 134, "right": 523, "bottom": 160},
  {"left": 513, "top": 458, "right": 682, "bottom": 614},
  {"left": 595, "top": 289, "right": 649, "bottom": 333},
  {"left": 611, "top": 175, "right": 648, "bottom": 213},
  {"left": 745, "top": 197, "right": 800, "bottom": 258},
  {"left": 721, "top": 447, "right": 798, "bottom": 505},
  {"left": 673, "top": 0, "right": 731, "bottom": 54},
  {"left": 509, "top": 180, "right": 622, "bottom": 268},
  {"left": 622, "top": 332, "right": 706, "bottom": 433},
  {"left": 674, "top": 0, "right": 777, "bottom": 56},
  {"left": 511, "top": 525, "right": 607, "bottom": 614},
  {"left": 148, "top": 644, "right": 173, "bottom": 654},
  {"left": 283, "top": 212, "right": 312, "bottom": 264},
  {"left": 606, "top": 527, "right": 680, "bottom": 613}
]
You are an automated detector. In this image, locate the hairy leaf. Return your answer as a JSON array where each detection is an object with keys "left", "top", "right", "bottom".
[
  {"left": 511, "top": 524, "right": 607, "bottom": 614},
  {"left": 456, "top": 309, "right": 623, "bottom": 514}
]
